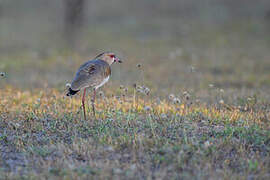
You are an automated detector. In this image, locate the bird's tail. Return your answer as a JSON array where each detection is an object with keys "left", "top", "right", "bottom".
[{"left": 66, "top": 88, "right": 80, "bottom": 96}]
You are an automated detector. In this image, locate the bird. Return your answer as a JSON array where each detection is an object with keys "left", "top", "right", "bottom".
[{"left": 67, "top": 52, "right": 122, "bottom": 120}]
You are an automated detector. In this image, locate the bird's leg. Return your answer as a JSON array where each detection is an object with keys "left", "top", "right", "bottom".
[
  {"left": 91, "top": 89, "right": 96, "bottom": 118},
  {"left": 82, "top": 88, "right": 87, "bottom": 120}
]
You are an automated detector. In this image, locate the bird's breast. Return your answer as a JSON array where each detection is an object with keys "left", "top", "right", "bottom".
[
  {"left": 104, "top": 66, "right": 111, "bottom": 77},
  {"left": 94, "top": 76, "right": 110, "bottom": 90}
]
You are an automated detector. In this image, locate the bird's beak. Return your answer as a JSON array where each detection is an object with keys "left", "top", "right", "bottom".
[{"left": 115, "top": 57, "right": 122, "bottom": 63}]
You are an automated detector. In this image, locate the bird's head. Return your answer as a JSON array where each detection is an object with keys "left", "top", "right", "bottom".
[{"left": 95, "top": 52, "right": 122, "bottom": 65}]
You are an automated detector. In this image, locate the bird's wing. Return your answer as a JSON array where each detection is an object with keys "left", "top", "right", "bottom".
[
  {"left": 71, "top": 60, "right": 110, "bottom": 91},
  {"left": 80, "top": 63, "right": 96, "bottom": 75},
  {"left": 71, "top": 61, "right": 99, "bottom": 90}
]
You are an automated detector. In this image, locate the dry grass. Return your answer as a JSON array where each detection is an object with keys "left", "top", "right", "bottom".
[
  {"left": 1, "top": 2, "right": 270, "bottom": 178},
  {"left": 0, "top": 86, "right": 269, "bottom": 179}
]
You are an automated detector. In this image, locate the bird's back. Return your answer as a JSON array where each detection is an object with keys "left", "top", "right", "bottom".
[{"left": 71, "top": 59, "right": 111, "bottom": 91}]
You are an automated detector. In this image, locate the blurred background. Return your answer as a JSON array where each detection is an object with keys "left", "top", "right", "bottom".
[{"left": 0, "top": 0, "right": 270, "bottom": 102}]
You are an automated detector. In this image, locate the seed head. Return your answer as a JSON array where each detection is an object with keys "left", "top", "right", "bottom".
[
  {"left": 183, "top": 91, "right": 190, "bottom": 100},
  {"left": 173, "top": 98, "right": 181, "bottom": 104},
  {"left": 169, "top": 94, "right": 175, "bottom": 100},
  {"left": 98, "top": 91, "right": 104, "bottom": 97},
  {"left": 219, "top": 99, "right": 224, "bottom": 104},
  {"left": 0, "top": 72, "right": 5, "bottom": 77},
  {"left": 185, "top": 94, "right": 190, "bottom": 101},
  {"left": 120, "top": 85, "right": 124, "bottom": 89}
]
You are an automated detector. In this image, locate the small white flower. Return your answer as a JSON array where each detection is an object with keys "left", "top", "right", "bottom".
[
  {"left": 169, "top": 94, "right": 175, "bottom": 100},
  {"left": 219, "top": 99, "right": 224, "bottom": 104},
  {"left": 184, "top": 92, "right": 190, "bottom": 100},
  {"left": 173, "top": 98, "right": 181, "bottom": 104}
]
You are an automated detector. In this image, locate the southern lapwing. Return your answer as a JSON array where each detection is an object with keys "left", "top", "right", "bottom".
[{"left": 67, "top": 52, "right": 122, "bottom": 120}]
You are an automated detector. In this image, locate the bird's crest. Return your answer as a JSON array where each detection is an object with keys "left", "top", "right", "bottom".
[{"left": 94, "top": 51, "right": 112, "bottom": 59}]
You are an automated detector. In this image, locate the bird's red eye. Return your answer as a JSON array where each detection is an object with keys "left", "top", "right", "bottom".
[{"left": 110, "top": 55, "right": 115, "bottom": 58}]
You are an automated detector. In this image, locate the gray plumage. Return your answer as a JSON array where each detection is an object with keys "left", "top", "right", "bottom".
[{"left": 71, "top": 59, "right": 111, "bottom": 91}]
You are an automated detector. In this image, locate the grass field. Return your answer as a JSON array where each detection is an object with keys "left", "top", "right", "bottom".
[
  {"left": 1, "top": 33, "right": 270, "bottom": 179},
  {"left": 0, "top": 83, "right": 270, "bottom": 179},
  {"left": 1, "top": 2, "right": 270, "bottom": 178},
  {"left": 1, "top": 35, "right": 270, "bottom": 179}
]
